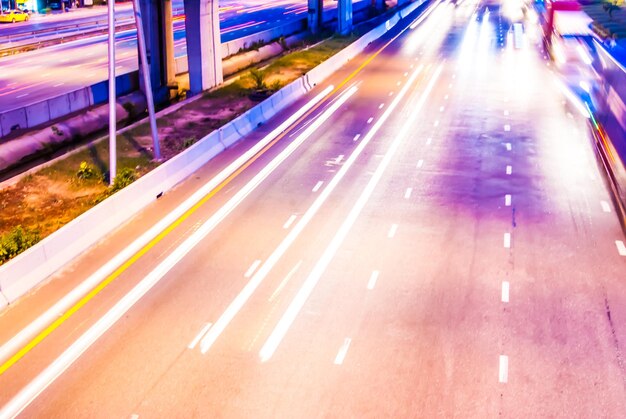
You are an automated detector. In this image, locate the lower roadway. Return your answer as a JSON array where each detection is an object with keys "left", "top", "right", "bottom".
[{"left": 1, "top": 0, "right": 625, "bottom": 416}]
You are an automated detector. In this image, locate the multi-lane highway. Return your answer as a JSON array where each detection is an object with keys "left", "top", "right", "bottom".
[
  {"left": 1, "top": 0, "right": 626, "bottom": 416},
  {"left": 0, "top": 0, "right": 347, "bottom": 111}
]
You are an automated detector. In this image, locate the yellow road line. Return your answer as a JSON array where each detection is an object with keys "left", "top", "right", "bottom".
[{"left": 0, "top": 5, "right": 427, "bottom": 377}]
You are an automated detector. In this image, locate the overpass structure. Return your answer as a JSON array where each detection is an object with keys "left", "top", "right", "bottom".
[{"left": 139, "top": 0, "right": 383, "bottom": 100}]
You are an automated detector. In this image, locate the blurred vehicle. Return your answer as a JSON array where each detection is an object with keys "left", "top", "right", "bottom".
[{"left": 0, "top": 9, "right": 29, "bottom": 23}]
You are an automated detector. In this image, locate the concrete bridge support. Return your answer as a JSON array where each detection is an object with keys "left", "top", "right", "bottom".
[
  {"left": 308, "top": 0, "right": 323, "bottom": 34},
  {"left": 137, "top": 0, "right": 174, "bottom": 104},
  {"left": 337, "top": 0, "right": 353, "bottom": 35},
  {"left": 183, "top": 0, "right": 223, "bottom": 96}
]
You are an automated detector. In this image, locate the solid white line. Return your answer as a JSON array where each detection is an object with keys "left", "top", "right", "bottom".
[
  {"left": 417, "top": 159, "right": 424, "bottom": 168},
  {"left": 404, "top": 188, "right": 413, "bottom": 199},
  {"left": 367, "top": 271, "right": 379, "bottom": 290},
  {"left": 379, "top": 103, "right": 385, "bottom": 109},
  {"left": 0, "top": 85, "right": 335, "bottom": 369},
  {"left": 504, "top": 233, "right": 511, "bottom": 248},
  {"left": 334, "top": 338, "right": 352, "bottom": 365},
  {"left": 269, "top": 261, "right": 302, "bottom": 302},
  {"left": 244, "top": 260, "right": 262, "bottom": 278},
  {"left": 196, "top": 86, "right": 359, "bottom": 355},
  {"left": 501, "top": 281, "right": 509, "bottom": 303},
  {"left": 353, "top": 134, "right": 361, "bottom": 142},
  {"left": 616, "top": 240, "right": 626, "bottom": 256},
  {"left": 505, "top": 194, "right": 511, "bottom": 206},
  {"left": 312, "top": 181, "right": 324, "bottom": 192},
  {"left": 283, "top": 215, "right": 297, "bottom": 229},
  {"left": 258, "top": 65, "right": 442, "bottom": 363},
  {"left": 505, "top": 143, "right": 512, "bottom": 151},
  {"left": 0, "top": 86, "right": 342, "bottom": 419},
  {"left": 601, "top": 201, "right": 611, "bottom": 213},
  {"left": 499, "top": 355, "right": 508, "bottom": 383},
  {"left": 367, "top": 117, "right": 374, "bottom": 124},
  {"left": 188, "top": 323, "right": 213, "bottom": 349},
  {"left": 388, "top": 224, "right": 399, "bottom": 238},
  {"left": 506, "top": 165, "right": 512, "bottom": 175},
  {"left": 504, "top": 124, "right": 511, "bottom": 131}
]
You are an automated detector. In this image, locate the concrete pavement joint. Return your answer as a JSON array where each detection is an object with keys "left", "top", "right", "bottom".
[{"left": 268, "top": 261, "right": 302, "bottom": 303}]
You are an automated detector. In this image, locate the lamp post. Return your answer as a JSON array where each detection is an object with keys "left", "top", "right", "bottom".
[{"left": 108, "top": 0, "right": 116, "bottom": 185}]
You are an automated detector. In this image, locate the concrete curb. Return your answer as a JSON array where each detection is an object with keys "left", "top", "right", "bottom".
[{"left": 0, "top": 0, "right": 428, "bottom": 308}]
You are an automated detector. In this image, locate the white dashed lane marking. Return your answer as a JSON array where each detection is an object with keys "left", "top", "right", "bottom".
[
  {"left": 499, "top": 355, "right": 509, "bottom": 383},
  {"left": 312, "top": 181, "right": 324, "bottom": 192},
  {"left": 244, "top": 260, "right": 262, "bottom": 278},
  {"left": 616, "top": 240, "right": 626, "bottom": 256},
  {"left": 504, "top": 233, "right": 511, "bottom": 248},
  {"left": 404, "top": 188, "right": 412, "bottom": 199},
  {"left": 388, "top": 224, "right": 398, "bottom": 238},
  {"left": 334, "top": 338, "right": 352, "bottom": 365},
  {"left": 506, "top": 165, "right": 512, "bottom": 175},
  {"left": 505, "top": 194, "right": 511, "bottom": 206},
  {"left": 283, "top": 215, "right": 297, "bottom": 229},
  {"left": 601, "top": 201, "right": 611, "bottom": 213},
  {"left": 367, "top": 271, "right": 379, "bottom": 290},
  {"left": 501, "top": 281, "right": 510, "bottom": 303}
]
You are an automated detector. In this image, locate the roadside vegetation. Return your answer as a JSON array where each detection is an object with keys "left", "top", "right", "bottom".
[{"left": 0, "top": 33, "right": 357, "bottom": 265}]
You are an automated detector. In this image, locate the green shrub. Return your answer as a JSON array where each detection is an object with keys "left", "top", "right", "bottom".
[
  {"left": 0, "top": 226, "right": 41, "bottom": 265},
  {"left": 76, "top": 161, "right": 98, "bottom": 180},
  {"left": 249, "top": 68, "right": 267, "bottom": 90},
  {"left": 109, "top": 168, "right": 136, "bottom": 193}
]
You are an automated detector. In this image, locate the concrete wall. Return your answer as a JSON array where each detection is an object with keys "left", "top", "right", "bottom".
[{"left": 0, "top": 0, "right": 428, "bottom": 306}]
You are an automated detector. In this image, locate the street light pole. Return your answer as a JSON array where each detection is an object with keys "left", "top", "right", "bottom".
[
  {"left": 133, "top": 0, "right": 161, "bottom": 160},
  {"left": 108, "top": 0, "right": 116, "bottom": 185}
]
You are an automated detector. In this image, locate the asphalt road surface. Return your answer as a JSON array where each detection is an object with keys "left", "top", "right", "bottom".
[
  {"left": 1, "top": 0, "right": 626, "bottom": 417},
  {"left": 0, "top": 0, "right": 346, "bottom": 111}
]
